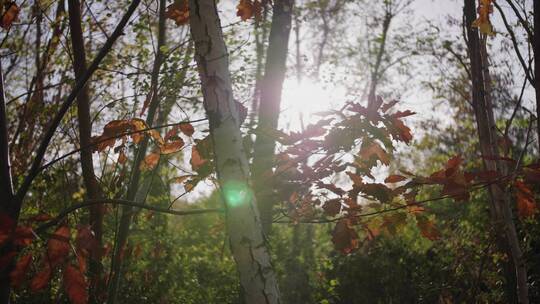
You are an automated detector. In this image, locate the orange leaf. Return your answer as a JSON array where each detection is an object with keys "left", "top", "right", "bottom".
[
  {"left": 10, "top": 254, "right": 32, "bottom": 288},
  {"left": 1, "top": 3, "right": 19, "bottom": 29},
  {"left": 47, "top": 226, "right": 71, "bottom": 267},
  {"left": 140, "top": 152, "right": 160, "bottom": 171},
  {"left": 173, "top": 175, "right": 193, "bottom": 184},
  {"left": 165, "top": 1, "right": 189, "bottom": 26},
  {"left": 160, "top": 139, "right": 184, "bottom": 155},
  {"left": 236, "top": 0, "right": 262, "bottom": 21},
  {"left": 129, "top": 118, "right": 147, "bottom": 144},
  {"left": 472, "top": 0, "right": 495, "bottom": 35},
  {"left": 118, "top": 149, "right": 127, "bottom": 164},
  {"left": 515, "top": 181, "right": 537, "bottom": 218},
  {"left": 63, "top": 265, "right": 88, "bottom": 304},
  {"left": 30, "top": 266, "right": 51, "bottom": 292},
  {"left": 384, "top": 175, "right": 407, "bottom": 183},
  {"left": 190, "top": 146, "right": 207, "bottom": 170}
]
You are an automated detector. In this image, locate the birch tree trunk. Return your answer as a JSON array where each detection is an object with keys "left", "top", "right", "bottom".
[
  {"left": 189, "top": 1, "right": 281, "bottom": 302},
  {"left": 252, "top": 0, "right": 294, "bottom": 235},
  {"left": 464, "top": 0, "right": 529, "bottom": 302}
]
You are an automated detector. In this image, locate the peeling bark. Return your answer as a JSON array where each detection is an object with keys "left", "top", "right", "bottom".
[{"left": 189, "top": 0, "right": 281, "bottom": 302}]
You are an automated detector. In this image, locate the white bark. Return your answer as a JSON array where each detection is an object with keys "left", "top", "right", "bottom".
[{"left": 188, "top": 1, "right": 281, "bottom": 303}]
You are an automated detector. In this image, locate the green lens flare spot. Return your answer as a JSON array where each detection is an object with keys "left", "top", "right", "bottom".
[{"left": 223, "top": 181, "right": 250, "bottom": 207}]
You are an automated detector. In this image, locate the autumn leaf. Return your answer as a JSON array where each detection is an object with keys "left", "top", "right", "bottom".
[
  {"left": 380, "top": 100, "right": 399, "bottom": 113},
  {"left": 385, "top": 175, "right": 407, "bottom": 183},
  {"left": 416, "top": 215, "right": 440, "bottom": 241},
  {"left": 179, "top": 123, "right": 195, "bottom": 137},
  {"left": 322, "top": 199, "right": 342, "bottom": 217},
  {"left": 332, "top": 219, "right": 359, "bottom": 254},
  {"left": 47, "top": 226, "right": 71, "bottom": 267},
  {"left": 75, "top": 226, "right": 98, "bottom": 255},
  {"left": 13, "top": 226, "right": 34, "bottom": 247},
  {"left": 159, "top": 139, "right": 184, "bottom": 155},
  {"left": 30, "top": 266, "right": 52, "bottom": 292},
  {"left": 472, "top": 0, "right": 495, "bottom": 35},
  {"left": 147, "top": 129, "right": 164, "bottom": 146},
  {"left": 1, "top": 2, "right": 20, "bottom": 29},
  {"left": 359, "top": 142, "right": 390, "bottom": 165},
  {"left": 64, "top": 265, "right": 88, "bottom": 304},
  {"left": 190, "top": 146, "right": 207, "bottom": 171},
  {"left": 515, "top": 181, "right": 537, "bottom": 218},
  {"left": 165, "top": 1, "right": 189, "bottom": 26},
  {"left": 389, "top": 117, "right": 413, "bottom": 143},
  {"left": 9, "top": 254, "right": 32, "bottom": 288},
  {"left": 118, "top": 149, "right": 127, "bottom": 164},
  {"left": 140, "top": 152, "right": 160, "bottom": 171},
  {"left": 173, "top": 175, "right": 193, "bottom": 184},
  {"left": 129, "top": 118, "right": 147, "bottom": 144},
  {"left": 236, "top": 0, "right": 262, "bottom": 21},
  {"left": 91, "top": 120, "right": 132, "bottom": 152}
]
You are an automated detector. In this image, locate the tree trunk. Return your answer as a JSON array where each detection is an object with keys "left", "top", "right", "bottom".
[
  {"left": 464, "top": 0, "right": 529, "bottom": 303},
  {"left": 189, "top": 0, "right": 281, "bottom": 302},
  {"left": 368, "top": 12, "right": 391, "bottom": 105},
  {"left": 67, "top": 1, "right": 105, "bottom": 301},
  {"left": 534, "top": 0, "right": 540, "bottom": 152},
  {"left": 107, "top": 1, "right": 167, "bottom": 302},
  {"left": 0, "top": 61, "right": 14, "bottom": 304},
  {"left": 250, "top": 2, "right": 269, "bottom": 125},
  {"left": 252, "top": 0, "right": 294, "bottom": 235}
]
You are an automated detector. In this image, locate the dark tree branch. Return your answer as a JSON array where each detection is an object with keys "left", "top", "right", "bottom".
[
  {"left": 35, "top": 199, "right": 223, "bottom": 234},
  {"left": 14, "top": 0, "right": 142, "bottom": 209}
]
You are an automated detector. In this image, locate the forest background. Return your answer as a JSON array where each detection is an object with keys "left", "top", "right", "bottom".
[{"left": 0, "top": 0, "right": 540, "bottom": 303}]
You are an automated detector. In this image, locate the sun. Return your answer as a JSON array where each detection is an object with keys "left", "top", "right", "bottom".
[{"left": 279, "top": 78, "right": 346, "bottom": 131}]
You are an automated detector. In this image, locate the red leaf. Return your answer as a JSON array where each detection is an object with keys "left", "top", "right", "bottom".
[
  {"left": 515, "top": 181, "right": 537, "bottom": 218},
  {"left": 64, "top": 265, "right": 88, "bottom": 304},
  {"left": 322, "top": 199, "right": 342, "bottom": 216},
  {"left": 14, "top": 226, "right": 34, "bottom": 247},
  {"left": 332, "top": 219, "right": 359, "bottom": 254},
  {"left": 75, "top": 226, "right": 98, "bottom": 255},
  {"left": 10, "top": 254, "right": 32, "bottom": 288},
  {"left": 30, "top": 266, "right": 51, "bottom": 292},
  {"left": 47, "top": 226, "right": 71, "bottom": 267},
  {"left": 1, "top": 3, "right": 19, "bottom": 29},
  {"left": 179, "top": 123, "right": 195, "bottom": 137},
  {"left": 384, "top": 175, "right": 407, "bottom": 183}
]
